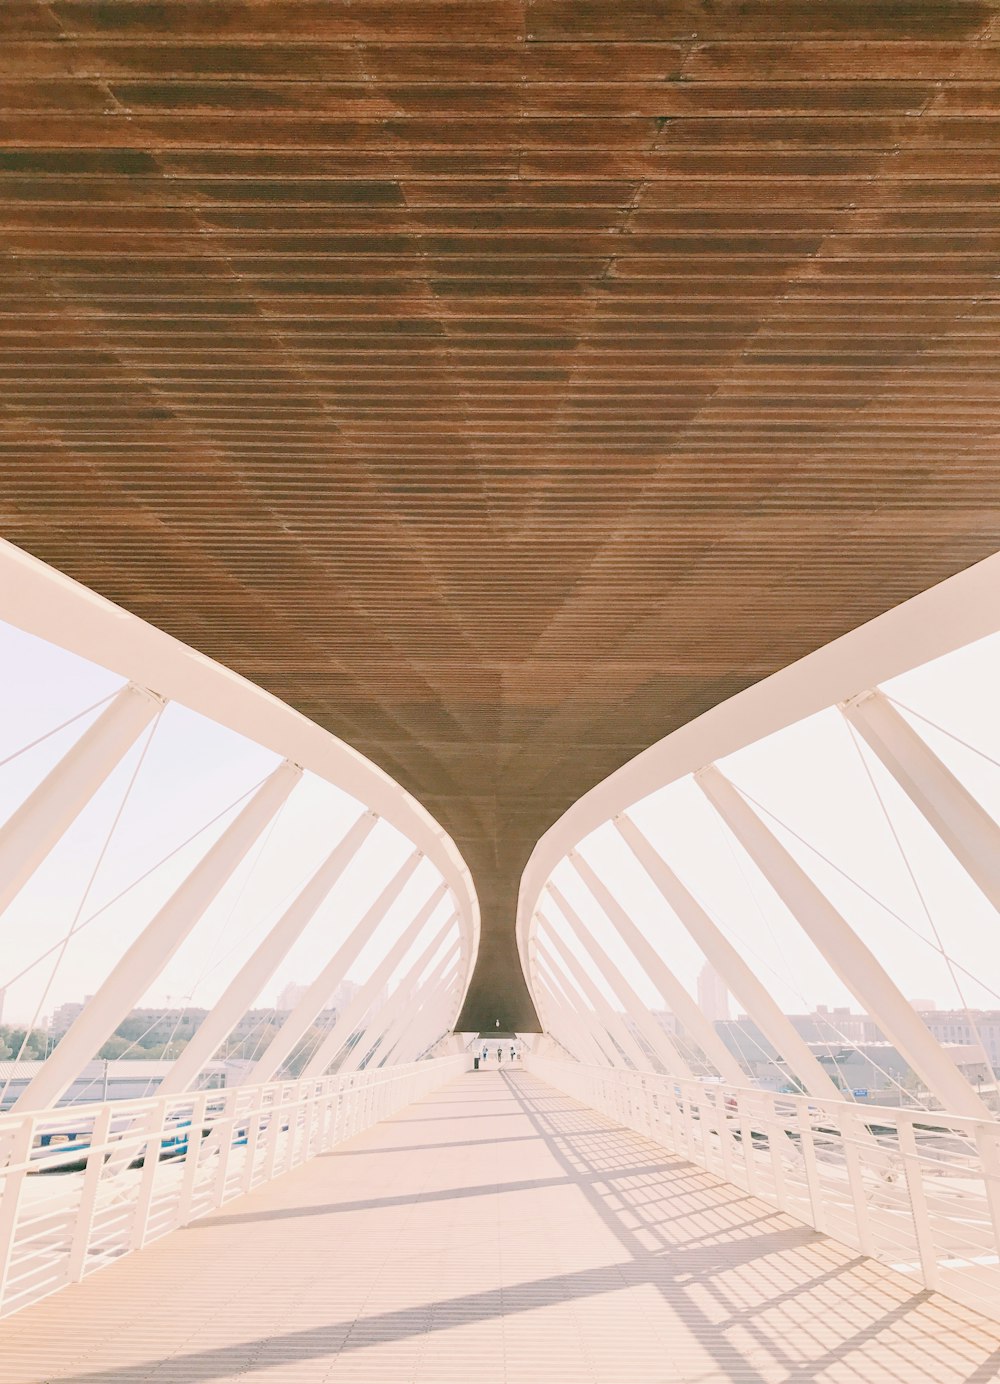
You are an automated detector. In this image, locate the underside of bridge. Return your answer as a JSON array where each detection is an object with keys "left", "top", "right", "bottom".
[{"left": 2, "top": 1, "right": 1000, "bottom": 1030}]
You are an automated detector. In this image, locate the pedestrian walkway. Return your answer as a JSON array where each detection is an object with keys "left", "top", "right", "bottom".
[{"left": 2, "top": 1070, "right": 999, "bottom": 1383}]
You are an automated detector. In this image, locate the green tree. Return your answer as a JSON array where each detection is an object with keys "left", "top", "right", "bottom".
[{"left": 0, "top": 1025, "right": 49, "bottom": 1060}]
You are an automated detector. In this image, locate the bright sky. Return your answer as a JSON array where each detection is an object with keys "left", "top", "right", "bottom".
[{"left": 1, "top": 613, "right": 999, "bottom": 1043}]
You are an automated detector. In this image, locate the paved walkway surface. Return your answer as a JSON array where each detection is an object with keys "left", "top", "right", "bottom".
[{"left": 2, "top": 1069, "right": 1000, "bottom": 1383}]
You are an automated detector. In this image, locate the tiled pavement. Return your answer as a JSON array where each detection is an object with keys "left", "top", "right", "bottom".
[{"left": 2, "top": 1069, "right": 1000, "bottom": 1383}]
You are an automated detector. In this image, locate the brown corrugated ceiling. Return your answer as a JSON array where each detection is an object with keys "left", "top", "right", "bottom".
[{"left": 2, "top": 1, "right": 1000, "bottom": 1030}]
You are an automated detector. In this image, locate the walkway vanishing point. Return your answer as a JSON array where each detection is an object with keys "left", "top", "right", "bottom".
[{"left": 2, "top": 1072, "right": 999, "bottom": 1384}]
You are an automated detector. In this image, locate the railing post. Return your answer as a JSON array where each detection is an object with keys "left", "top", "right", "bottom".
[
  {"left": 211, "top": 1088, "right": 240, "bottom": 1206},
  {"left": 796, "top": 1102, "right": 828, "bottom": 1236},
  {"left": 68, "top": 1103, "right": 115, "bottom": 1282},
  {"left": 176, "top": 1093, "right": 210, "bottom": 1227},
  {"left": 973, "top": 1123, "right": 1000, "bottom": 1271},
  {"left": 240, "top": 1086, "right": 267, "bottom": 1195},
  {"left": 131, "top": 1098, "right": 168, "bottom": 1252},
  {"left": 896, "top": 1116, "right": 939, "bottom": 1291},
  {"left": 0, "top": 1116, "right": 37, "bottom": 1309}
]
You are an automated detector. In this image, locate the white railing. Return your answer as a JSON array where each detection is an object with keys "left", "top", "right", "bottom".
[
  {"left": 527, "top": 1054, "right": 1000, "bottom": 1322},
  {"left": 0, "top": 1054, "right": 469, "bottom": 1319}
]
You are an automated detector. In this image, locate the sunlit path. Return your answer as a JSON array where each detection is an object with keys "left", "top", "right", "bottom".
[{"left": 2, "top": 1071, "right": 998, "bottom": 1384}]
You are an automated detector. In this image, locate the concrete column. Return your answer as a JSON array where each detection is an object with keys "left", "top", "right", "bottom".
[
  {"left": 568, "top": 850, "right": 746, "bottom": 1084},
  {"left": 696, "top": 762, "right": 992, "bottom": 1119},
  {"left": 842, "top": 688, "right": 1000, "bottom": 912},
  {"left": 160, "top": 810, "right": 379, "bottom": 1094},
  {"left": 0, "top": 683, "right": 162, "bottom": 917},
  {"left": 17, "top": 760, "right": 301, "bottom": 1112}
]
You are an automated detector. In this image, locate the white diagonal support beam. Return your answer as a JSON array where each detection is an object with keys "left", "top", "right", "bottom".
[
  {"left": 537, "top": 912, "right": 651, "bottom": 1070},
  {"left": 371, "top": 945, "right": 460, "bottom": 1069},
  {"left": 545, "top": 881, "right": 692, "bottom": 1079},
  {"left": 614, "top": 812, "right": 846, "bottom": 1103},
  {"left": 303, "top": 889, "right": 453, "bottom": 1077},
  {"left": 247, "top": 848, "right": 423, "bottom": 1084},
  {"left": 341, "top": 923, "right": 458, "bottom": 1074},
  {"left": 535, "top": 941, "right": 621, "bottom": 1068},
  {"left": 0, "top": 682, "right": 162, "bottom": 918},
  {"left": 567, "top": 850, "right": 746, "bottom": 1084},
  {"left": 160, "top": 810, "right": 379, "bottom": 1094},
  {"left": 842, "top": 688, "right": 1000, "bottom": 913},
  {"left": 16, "top": 759, "right": 301, "bottom": 1113},
  {"left": 530, "top": 957, "right": 604, "bottom": 1066},
  {"left": 696, "top": 762, "right": 992, "bottom": 1120}
]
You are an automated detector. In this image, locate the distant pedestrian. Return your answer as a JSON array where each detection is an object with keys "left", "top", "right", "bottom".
[
  {"left": 510, "top": 1045, "right": 516, "bottom": 1062},
  {"left": 482, "top": 1045, "right": 488, "bottom": 1064},
  {"left": 497, "top": 1046, "right": 503, "bottom": 1064}
]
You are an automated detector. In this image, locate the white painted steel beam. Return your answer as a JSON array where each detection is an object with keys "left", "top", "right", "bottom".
[
  {"left": 696, "top": 763, "right": 992, "bottom": 1120},
  {"left": 16, "top": 760, "right": 301, "bottom": 1113},
  {"left": 247, "top": 849, "right": 423, "bottom": 1084},
  {"left": 394, "top": 964, "right": 460, "bottom": 1065},
  {"left": 371, "top": 945, "right": 460, "bottom": 1069},
  {"left": 535, "top": 942, "right": 621, "bottom": 1068},
  {"left": 531, "top": 963, "right": 602, "bottom": 1066},
  {"left": 303, "top": 891, "right": 453, "bottom": 1077},
  {"left": 0, "top": 682, "right": 162, "bottom": 918},
  {"left": 536, "top": 978, "right": 603, "bottom": 1066},
  {"left": 160, "top": 810, "right": 379, "bottom": 1094},
  {"left": 614, "top": 812, "right": 847, "bottom": 1103},
  {"left": 842, "top": 688, "right": 1000, "bottom": 913},
  {"left": 537, "top": 912, "right": 651, "bottom": 1070},
  {"left": 343, "top": 928, "right": 459, "bottom": 1073},
  {"left": 545, "top": 881, "right": 692, "bottom": 1079},
  {"left": 516, "top": 552, "right": 1000, "bottom": 989},
  {"left": 567, "top": 850, "right": 746, "bottom": 1084},
  {"left": 0, "top": 539, "right": 480, "bottom": 1013}
]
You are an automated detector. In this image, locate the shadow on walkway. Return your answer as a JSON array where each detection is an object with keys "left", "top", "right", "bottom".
[{"left": 29, "top": 1072, "right": 1000, "bottom": 1384}]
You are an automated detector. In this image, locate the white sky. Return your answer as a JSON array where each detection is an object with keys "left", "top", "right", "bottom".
[{"left": 1, "top": 614, "right": 999, "bottom": 1040}]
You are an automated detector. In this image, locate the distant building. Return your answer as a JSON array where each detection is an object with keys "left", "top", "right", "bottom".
[
  {"left": 697, "top": 964, "right": 730, "bottom": 1024},
  {"left": 50, "top": 999, "right": 90, "bottom": 1038},
  {"left": 277, "top": 981, "right": 308, "bottom": 1010},
  {"left": 917, "top": 1009, "right": 1000, "bottom": 1071}
]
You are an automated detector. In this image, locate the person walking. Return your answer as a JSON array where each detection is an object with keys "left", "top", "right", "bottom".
[
  {"left": 482, "top": 1045, "right": 489, "bottom": 1065},
  {"left": 497, "top": 1045, "right": 503, "bottom": 1064},
  {"left": 510, "top": 1045, "right": 516, "bottom": 1062}
]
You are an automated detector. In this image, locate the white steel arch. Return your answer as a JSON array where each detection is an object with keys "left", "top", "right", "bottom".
[
  {"left": 0, "top": 537, "right": 480, "bottom": 1079},
  {"left": 515, "top": 551, "right": 1000, "bottom": 1319}
]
